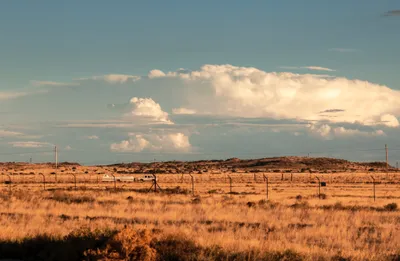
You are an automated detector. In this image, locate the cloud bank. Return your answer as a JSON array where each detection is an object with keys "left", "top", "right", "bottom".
[
  {"left": 308, "top": 124, "right": 385, "bottom": 139},
  {"left": 280, "top": 66, "right": 335, "bottom": 72},
  {"left": 110, "top": 133, "right": 191, "bottom": 152},
  {"left": 31, "top": 81, "right": 80, "bottom": 87},
  {"left": 76, "top": 74, "right": 140, "bottom": 84},
  {"left": 9, "top": 141, "right": 53, "bottom": 148},
  {"left": 144, "top": 64, "right": 400, "bottom": 128}
]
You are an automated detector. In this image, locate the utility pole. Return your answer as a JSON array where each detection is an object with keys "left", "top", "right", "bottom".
[
  {"left": 370, "top": 176, "right": 376, "bottom": 202},
  {"left": 54, "top": 145, "right": 58, "bottom": 169}
]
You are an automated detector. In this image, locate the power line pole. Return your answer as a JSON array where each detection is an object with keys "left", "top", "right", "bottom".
[{"left": 54, "top": 145, "right": 58, "bottom": 169}]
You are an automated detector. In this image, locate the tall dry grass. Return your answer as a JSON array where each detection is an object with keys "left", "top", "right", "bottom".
[{"left": 0, "top": 170, "right": 399, "bottom": 260}]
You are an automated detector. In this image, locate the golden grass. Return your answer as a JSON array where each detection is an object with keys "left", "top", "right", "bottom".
[{"left": 0, "top": 169, "right": 399, "bottom": 260}]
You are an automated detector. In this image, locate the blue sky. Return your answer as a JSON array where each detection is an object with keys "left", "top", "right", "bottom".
[{"left": 0, "top": 1, "right": 400, "bottom": 165}]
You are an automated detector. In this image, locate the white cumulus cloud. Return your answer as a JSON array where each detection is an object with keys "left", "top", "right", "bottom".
[
  {"left": 378, "top": 114, "right": 399, "bottom": 127},
  {"left": 333, "top": 127, "right": 385, "bottom": 137},
  {"left": 145, "top": 64, "right": 400, "bottom": 128},
  {"left": 172, "top": 107, "right": 197, "bottom": 115},
  {"left": 103, "top": 74, "right": 141, "bottom": 84},
  {"left": 148, "top": 69, "right": 166, "bottom": 79},
  {"left": 308, "top": 124, "right": 385, "bottom": 139},
  {"left": 128, "top": 97, "right": 172, "bottom": 124},
  {"left": 110, "top": 132, "right": 191, "bottom": 152},
  {"left": 308, "top": 124, "right": 332, "bottom": 138}
]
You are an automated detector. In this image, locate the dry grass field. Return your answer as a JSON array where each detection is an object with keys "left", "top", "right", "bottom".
[{"left": 0, "top": 166, "right": 399, "bottom": 260}]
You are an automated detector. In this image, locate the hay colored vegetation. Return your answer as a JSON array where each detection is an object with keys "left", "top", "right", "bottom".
[{"left": 0, "top": 162, "right": 399, "bottom": 260}]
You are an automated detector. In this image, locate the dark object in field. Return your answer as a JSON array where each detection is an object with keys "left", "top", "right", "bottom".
[
  {"left": 246, "top": 201, "right": 256, "bottom": 208},
  {"left": 321, "top": 182, "right": 326, "bottom": 187},
  {"left": 384, "top": 203, "right": 398, "bottom": 211}
]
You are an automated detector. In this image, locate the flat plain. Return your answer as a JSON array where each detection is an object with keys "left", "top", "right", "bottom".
[{"left": 0, "top": 164, "right": 399, "bottom": 261}]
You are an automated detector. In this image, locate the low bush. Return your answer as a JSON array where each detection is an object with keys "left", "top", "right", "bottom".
[{"left": 384, "top": 202, "right": 398, "bottom": 211}]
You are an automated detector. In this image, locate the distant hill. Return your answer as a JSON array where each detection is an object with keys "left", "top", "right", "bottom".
[
  {"left": 0, "top": 157, "right": 393, "bottom": 173},
  {"left": 102, "top": 156, "right": 394, "bottom": 173}
]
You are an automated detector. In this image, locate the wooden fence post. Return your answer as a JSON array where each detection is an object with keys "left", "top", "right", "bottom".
[
  {"left": 315, "top": 176, "right": 321, "bottom": 199},
  {"left": 5, "top": 174, "right": 12, "bottom": 193},
  {"left": 188, "top": 174, "right": 194, "bottom": 196},
  {"left": 39, "top": 173, "right": 46, "bottom": 190},
  {"left": 370, "top": 176, "right": 376, "bottom": 202},
  {"left": 69, "top": 173, "right": 77, "bottom": 190},
  {"left": 263, "top": 174, "right": 269, "bottom": 200},
  {"left": 111, "top": 173, "right": 116, "bottom": 191},
  {"left": 228, "top": 175, "right": 232, "bottom": 193}
]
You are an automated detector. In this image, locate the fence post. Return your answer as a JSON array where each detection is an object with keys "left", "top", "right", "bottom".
[
  {"left": 188, "top": 174, "right": 194, "bottom": 196},
  {"left": 281, "top": 173, "right": 284, "bottom": 181},
  {"left": 111, "top": 173, "right": 116, "bottom": 191},
  {"left": 39, "top": 173, "right": 46, "bottom": 190},
  {"left": 370, "top": 176, "right": 376, "bottom": 202},
  {"left": 290, "top": 173, "right": 293, "bottom": 182},
  {"left": 5, "top": 174, "right": 11, "bottom": 193},
  {"left": 253, "top": 173, "right": 257, "bottom": 182},
  {"left": 315, "top": 176, "right": 321, "bottom": 198},
  {"left": 228, "top": 175, "right": 232, "bottom": 193},
  {"left": 69, "top": 173, "right": 77, "bottom": 190},
  {"left": 263, "top": 174, "right": 269, "bottom": 200}
]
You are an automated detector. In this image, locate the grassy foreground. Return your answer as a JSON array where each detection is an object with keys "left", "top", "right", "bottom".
[{"left": 0, "top": 172, "right": 399, "bottom": 260}]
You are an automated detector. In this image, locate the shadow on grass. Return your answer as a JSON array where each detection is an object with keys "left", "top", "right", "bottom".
[{"left": 0, "top": 228, "right": 116, "bottom": 261}]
